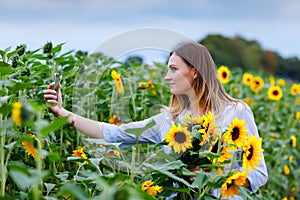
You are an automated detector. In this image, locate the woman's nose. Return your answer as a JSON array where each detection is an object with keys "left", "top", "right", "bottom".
[{"left": 164, "top": 71, "right": 171, "bottom": 80}]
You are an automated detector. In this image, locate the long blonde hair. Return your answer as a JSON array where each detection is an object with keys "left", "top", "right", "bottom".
[{"left": 168, "top": 42, "right": 241, "bottom": 120}]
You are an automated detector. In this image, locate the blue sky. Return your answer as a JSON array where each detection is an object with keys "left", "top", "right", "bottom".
[{"left": 1, "top": 0, "right": 300, "bottom": 63}]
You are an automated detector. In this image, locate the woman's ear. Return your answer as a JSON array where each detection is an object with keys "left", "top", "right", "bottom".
[{"left": 192, "top": 68, "right": 198, "bottom": 80}]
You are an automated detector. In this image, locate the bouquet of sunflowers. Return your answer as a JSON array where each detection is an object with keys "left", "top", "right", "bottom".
[{"left": 161, "top": 111, "right": 263, "bottom": 199}]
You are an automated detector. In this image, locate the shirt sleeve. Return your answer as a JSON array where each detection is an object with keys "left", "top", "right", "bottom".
[{"left": 102, "top": 111, "right": 171, "bottom": 148}]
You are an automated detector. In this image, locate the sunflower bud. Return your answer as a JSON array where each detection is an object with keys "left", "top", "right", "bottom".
[
  {"left": 16, "top": 44, "right": 26, "bottom": 56},
  {"left": 43, "top": 42, "right": 53, "bottom": 54},
  {"left": 11, "top": 55, "right": 19, "bottom": 68}
]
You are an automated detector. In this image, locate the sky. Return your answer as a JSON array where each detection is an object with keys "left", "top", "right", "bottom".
[{"left": 1, "top": 0, "right": 300, "bottom": 63}]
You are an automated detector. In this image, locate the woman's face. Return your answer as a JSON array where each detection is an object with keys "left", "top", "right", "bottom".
[{"left": 164, "top": 53, "right": 196, "bottom": 96}]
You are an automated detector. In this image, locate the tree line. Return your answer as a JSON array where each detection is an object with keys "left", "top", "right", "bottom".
[{"left": 200, "top": 34, "right": 300, "bottom": 81}]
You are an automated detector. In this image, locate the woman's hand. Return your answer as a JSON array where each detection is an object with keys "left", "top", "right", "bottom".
[{"left": 43, "top": 82, "right": 68, "bottom": 118}]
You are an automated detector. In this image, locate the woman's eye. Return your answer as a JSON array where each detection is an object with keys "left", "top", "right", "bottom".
[{"left": 170, "top": 67, "right": 176, "bottom": 71}]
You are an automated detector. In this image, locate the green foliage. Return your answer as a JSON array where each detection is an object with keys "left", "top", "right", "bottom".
[{"left": 0, "top": 42, "right": 299, "bottom": 199}]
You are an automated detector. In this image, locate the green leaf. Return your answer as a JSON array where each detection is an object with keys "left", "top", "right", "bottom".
[
  {"left": 58, "top": 182, "right": 90, "bottom": 199},
  {"left": 52, "top": 43, "right": 65, "bottom": 53},
  {"left": 125, "top": 119, "right": 156, "bottom": 139},
  {"left": 40, "top": 117, "right": 68, "bottom": 136},
  {"left": 191, "top": 170, "right": 208, "bottom": 189}
]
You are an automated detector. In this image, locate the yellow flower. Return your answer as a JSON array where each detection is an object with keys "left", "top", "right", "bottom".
[
  {"left": 268, "top": 85, "right": 283, "bottom": 101},
  {"left": 296, "top": 112, "right": 300, "bottom": 119},
  {"left": 297, "top": 97, "right": 300, "bottom": 105},
  {"left": 108, "top": 115, "right": 122, "bottom": 125},
  {"left": 218, "top": 146, "right": 233, "bottom": 163},
  {"left": 221, "top": 171, "right": 248, "bottom": 199},
  {"left": 223, "top": 118, "right": 248, "bottom": 148},
  {"left": 242, "top": 135, "right": 263, "bottom": 171},
  {"left": 111, "top": 70, "right": 124, "bottom": 94},
  {"left": 12, "top": 102, "right": 22, "bottom": 126},
  {"left": 269, "top": 75, "right": 275, "bottom": 86},
  {"left": 244, "top": 97, "right": 253, "bottom": 105},
  {"left": 290, "top": 135, "right": 296, "bottom": 148},
  {"left": 242, "top": 73, "right": 253, "bottom": 86},
  {"left": 217, "top": 65, "right": 230, "bottom": 84},
  {"left": 289, "top": 156, "right": 294, "bottom": 163},
  {"left": 283, "top": 165, "right": 290, "bottom": 175},
  {"left": 72, "top": 146, "right": 88, "bottom": 160},
  {"left": 141, "top": 180, "right": 163, "bottom": 197},
  {"left": 277, "top": 78, "right": 286, "bottom": 86},
  {"left": 22, "top": 134, "right": 42, "bottom": 159},
  {"left": 165, "top": 123, "right": 193, "bottom": 154},
  {"left": 290, "top": 84, "right": 299, "bottom": 96},
  {"left": 251, "top": 76, "right": 264, "bottom": 92},
  {"left": 113, "top": 150, "right": 120, "bottom": 157}
]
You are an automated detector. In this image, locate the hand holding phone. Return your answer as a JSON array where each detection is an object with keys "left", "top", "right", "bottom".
[{"left": 46, "top": 73, "right": 60, "bottom": 107}]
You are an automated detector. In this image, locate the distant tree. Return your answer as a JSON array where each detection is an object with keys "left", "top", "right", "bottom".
[
  {"left": 200, "top": 34, "right": 300, "bottom": 81},
  {"left": 263, "top": 51, "right": 278, "bottom": 73},
  {"left": 124, "top": 56, "right": 143, "bottom": 67}
]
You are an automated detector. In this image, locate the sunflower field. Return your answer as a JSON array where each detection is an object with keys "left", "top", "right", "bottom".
[{"left": 0, "top": 42, "right": 299, "bottom": 199}]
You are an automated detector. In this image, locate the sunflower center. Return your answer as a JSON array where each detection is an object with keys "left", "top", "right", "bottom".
[
  {"left": 222, "top": 72, "right": 227, "bottom": 78},
  {"left": 226, "top": 181, "right": 234, "bottom": 189},
  {"left": 231, "top": 127, "right": 240, "bottom": 141},
  {"left": 272, "top": 90, "right": 279, "bottom": 96},
  {"left": 174, "top": 132, "right": 187, "bottom": 144},
  {"left": 247, "top": 145, "right": 254, "bottom": 160}
]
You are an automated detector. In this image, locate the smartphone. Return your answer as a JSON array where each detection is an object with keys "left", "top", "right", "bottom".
[{"left": 46, "top": 73, "right": 60, "bottom": 107}]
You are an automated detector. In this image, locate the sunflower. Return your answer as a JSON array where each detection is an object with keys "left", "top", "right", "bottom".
[
  {"left": 217, "top": 65, "right": 230, "bottom": 84},
  {"left": 290, "top": 135, "right": 296, "bottom": 148},
  {"left": 22, "top": 134, "right": 42, "bottom": 159},
  {"left": 221, "top": 171, "right": 248, "bottom": 199},
  {"left": 290, "top": 84, "right": 299, "bottom": 96},
  {"left": 141, "top": 180, "right": 163, "bottom": 197},
  {"left": 277, "top": 78, "right": 286, "bottom": 86},
  {"left": 250, "top": 76, "right": 264, "bottom": 92},
  {"left": 296, "top": 112, "right": 300, "bottom": 119},
  {"left": 182, "top": 114, "right": 204, "bottom": 132},
  {"left": 218, "top": 145, "right": 234, "bottom": 163},
  {"left": 108, "top": 115, "right": 123, "bottom": 125},
  {"left": 283, "top": 165, "right": 290, "bottom": 175},
  {"left": 244, "top": 97, "right": 253, "bottom": 105},
  {"left": 164, "top": 123, "right": 193, "bottom": 154},
  {"left": 242, "top": 73, "right": 253, "bottom": 86},
  {"left": 269, "top": 75, "right": 275, "bottom": 86},
  {"left": 223, "top": 118, "right": 248, "bottom": 148},
  {"left": 242, "top": 135, "right": 263, "bottom": 171},
  {"left": 268, "top": 85, "right": 283, "bottom": 101},
  {"left": 12, "top": 102, "right": 22, "bottom": 126},
  {"left": 72, "top": 146, "right": 88, "bottom": 159},
  {"left": 111, "top": 70, "right": 124, "bottom": 94}
]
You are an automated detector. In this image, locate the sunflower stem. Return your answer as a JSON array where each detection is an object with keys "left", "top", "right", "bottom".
[
  {"left": 130, "top": 146, "right": 136, "bottom": 184},
  {"left": 0, "top": 114, "right": 6, "bottom": 197}
]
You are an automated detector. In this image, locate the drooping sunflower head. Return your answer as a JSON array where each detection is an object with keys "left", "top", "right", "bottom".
[
  {"left": 223, "top": 118, "right": 248, "bottom": 148},
  {"left": 268, "top": 85, "right": 283, "bottom": 101},
  {"left": 221, "top": 171, "right": 248, "bottom": 199},
  {"left": 250, "top": 76, "right": 264, "bottom": 92},
  {"left": 108, "top": 115, "right": 123, "bottom": 125},
  {"left": 242, "top": 73, "right": 253, "bottom": 86},
  {"left": 164, "top": 123, "right": 193, "bottom": 154},
  {"left": 111, "top": 70, "right": 124, "bottom": 94},
  {"left": 22, "top": 134, "right": 42, "bottom": 159},
  {"left": 217, "top": 65, "right": 230, "bottom": 84},
  {"left": 182, "top": 114, "right": 204, "bottom": 132},
  {"left": 242, "top": 135, "right": 263, "bottom": 171}
]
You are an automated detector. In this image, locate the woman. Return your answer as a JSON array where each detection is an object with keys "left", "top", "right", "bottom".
[{"left": 44, "top": 42, "right": 268, "bottom": 199}]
